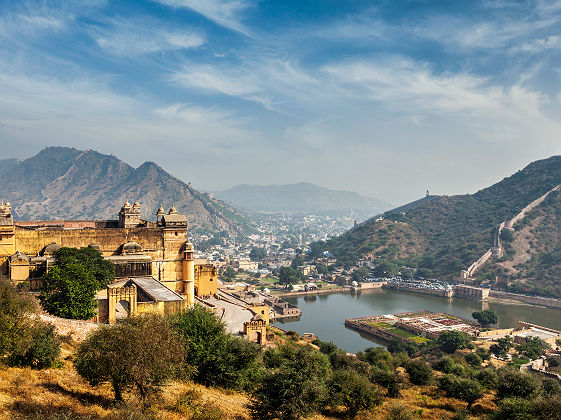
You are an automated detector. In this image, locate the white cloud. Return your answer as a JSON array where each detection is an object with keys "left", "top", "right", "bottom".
[
  {"left": 511, "top": 35, "right": 561, "bottom": 53},
  {"left": 323, "top": 57, "right": 549, "bottom": 119},
  {"left": 92, "top": 18, "right": 205, "bottom": 56},
  {"left": 153, "top": 0, "right": 252, "bottom": 35}
]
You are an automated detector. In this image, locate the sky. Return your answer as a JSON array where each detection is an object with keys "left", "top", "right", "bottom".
[{"left": 1, "top": 0, "right": 561, "bottom": 205}]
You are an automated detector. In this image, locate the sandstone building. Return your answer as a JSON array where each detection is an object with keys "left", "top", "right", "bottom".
[{"left": 0, "top": 201, "right": 217, "bottom": 322}]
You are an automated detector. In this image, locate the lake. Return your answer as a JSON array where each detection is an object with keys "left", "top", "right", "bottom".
[{"left": 275, "top": 289, "right": 561, "bottom": 353}]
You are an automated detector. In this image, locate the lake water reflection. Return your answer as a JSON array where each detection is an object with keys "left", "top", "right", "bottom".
[{"left": 276, "top": 289, "right": 561, "bottom": 354}]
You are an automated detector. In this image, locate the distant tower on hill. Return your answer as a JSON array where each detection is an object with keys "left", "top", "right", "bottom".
[{"left": 426, "top": 189, "right": 430, "bottom": 197}]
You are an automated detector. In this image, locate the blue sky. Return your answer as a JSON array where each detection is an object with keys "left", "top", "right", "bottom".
[{"left": 1, "top": 0, "right": 561, "bottom": 205}]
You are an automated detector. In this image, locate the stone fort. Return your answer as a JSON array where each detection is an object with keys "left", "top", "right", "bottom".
[{"left": 0, "top": 200, "right": 217, "bottom": 322}]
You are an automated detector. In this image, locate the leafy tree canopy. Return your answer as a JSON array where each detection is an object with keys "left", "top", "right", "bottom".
[{"left": 472, "top": 309, "right": 499, "bottom": 328}]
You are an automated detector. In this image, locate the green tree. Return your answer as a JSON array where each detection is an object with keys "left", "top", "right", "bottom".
[
  {"left": 351, "top": 266, "right": 371, "bottom": 282},
  {"left": 497, "top": 369, "right": 541, "bottom": 400},
  {"left": 278, "top": 266, "right": 300, "bottom": 286},
  {"left": 249, "top": 247, "right": 267, "bottom": 261},
  {"left": 405, "top": 360, "right": 433, "bottom": 385},
  {"left": 8, "top": 323, "right": 60, "bottom": 369},
  {"left": 516, "top": 336, "right": 549, "bottom": 360},
  {"left": 386, "top": 338, "right": 418, "bottom": 356},
  {"left": 251, "top": 344, "right": 330, "bottom": 419},
  {"left": 490, "top": 336, "right": 513, "bottom": 357},
  {"left": 291, "top": 256, "right": 305, "bottom": 270},
  {"left": 472, "top": 310, "right": 499, "bottom": 328},
  {"left": 171, "top": 305, "right": 263, "bottom": 391},
  {"left": 372, "top": 260, "right": 399, "bottom": 278},
  {"left": 39, "top": 247, "right": 115, "bottom": 320},
  {"left": 437, "top": 331, "right": 470, "bottom": 354},
  {"left": 74, "top": 315, "right": 183, "bottom": 402},
  {"left": 53, "top": 247, "right": 115, "bottom": 289},
  {"left": 438, "top": 374, "right": 483, "bottom": 409},
  {"left": 0, "top": 279, "right": 61, "bottom": 369},
  {"left": 371, "top": 367, "right": 401, "bottom": 397},
  {"left": 39, "top": 263, "right": 98, "bottom": 319},
  {"left": 328, "top": 369, "right": 381, "bottom": 418}
]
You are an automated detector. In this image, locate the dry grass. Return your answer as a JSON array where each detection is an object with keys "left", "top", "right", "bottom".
[{"left": 0, "top": 347, "right": 251, "bottom": 420}]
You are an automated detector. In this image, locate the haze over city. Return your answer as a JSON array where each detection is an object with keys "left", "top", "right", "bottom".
[{"left": 1, "top": 0, "right": 561, "bottom": 204}]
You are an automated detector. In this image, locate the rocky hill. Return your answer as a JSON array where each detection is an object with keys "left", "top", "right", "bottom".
[
  {"left": 0, "top": 147, "right": 251, "bottom": 236},
  {"left": 213, "top": 182, "right": 392, "bottom": 218},
  {"left": 316, "top": 156, "right": 561, "bottom": 297}
]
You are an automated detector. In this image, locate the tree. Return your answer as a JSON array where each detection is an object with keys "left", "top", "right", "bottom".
[
  {"left": 371, "top": 367, "right": 401, "bottom": 397},
  {"left": 8, "top": 323, "right": 60, "bottom": 369},
  {"left": 437, "top": 331, "right": 470, "bottom": 354},
  {"left": 405, "top": 360, "right": 433, "bottom": 385},
  {"left": 372, "top": 260, "right": 399, "bottom": 278},
  {"left": 249, "top": 247, "right": 267, "bottom": 262},
  {"left": 278, "top": 266, "right": 300, "bottom": 286},
  {"left": 291, "top": 256, "right": 305, "bottom": 270},
  {"left": 472, "top": 310, "right": 499, "bottom": 328},
  {"left": 351, "top": 266, "right": 371, "bottom": 282},
  {"left": 464, "top": 352, "right": 482, "bottom": 368},
  {"left": 251, "top": 344, "right": 330, "bottom": 419},
  {"left": 516, "top": 336, "right": 549, "bottom": 360},
  {"left": 0, "top": 279, "right": 61, "bottom": 369},
  {"left": 438, "top": 374, "right": 483, "bottom": 409},
  {"left": 39, "top": 263, "right": 98, "bottom": 319},
  {"left": 490, "top": 336, "right": 513, "bottom": 357},
  {"left": 328, "top": 369, "right": 382, "bottom": 417},
  {"left": 497, "top": 369, "right": 541, "bottom": 400},
  {"left": 53, "top": 247, "right": 115, "bottom": 289},
  {"left": 74, "top": 315, "right": 183, "bottom": 402},
  {"left": 39, "top": 247, "right": 115, "bottom": 320},
  {"left": 386, "top": 338, "right": 418, "bottom": 356},
  {"left": 171, "top": 305, "right": 263, "bottom": 391}
]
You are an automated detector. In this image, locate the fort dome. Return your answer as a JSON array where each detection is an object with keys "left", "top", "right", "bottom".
[
  {"left": 123, "top": 201, "right": 131, "bottom": 208},
  {"left": 122, "top": 241, "right": 142, "bottom": 255},
  {"left": 41, "top": 242, "right": 61, "bottom": 256},
  {"left": 156, "top": 205, "right": 165, "bottom": 215},
  {"left": 168, "top": 205, "right": 177, "bottom": 215},
  {"left": 133, "top": 201, "right": 140, "bottom": 208}
]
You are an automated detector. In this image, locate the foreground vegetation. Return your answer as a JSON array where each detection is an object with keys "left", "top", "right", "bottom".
[{"left": 2, "top": 280, "right": 561, "bottom": 419}]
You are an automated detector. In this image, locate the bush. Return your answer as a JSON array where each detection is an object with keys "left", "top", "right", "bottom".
[
  {"left": 491, "top": 397, "right": 535, "bottom": 420},
  {"left": 387, "top": 338, "right": 418, "bottom": 356},
  {"left": 497, "top": 369, "right": 541, "bottom": 400},
  {"left": 330, "top": 352, "right": 371, "bottom": 376},
  {"left": 541, "top": 378, "right": 561, "bottom": 397},
  {"left": 371, "top": 367, "right": 401, "bottom": 397},
  {"left": 405, "top": 360, "right": 433, "bottom": 385},
  {"left": 171, "top": 305, "right": 264, "bottom": 391},
  {"left": 328, "top": 369, "right": 382, "bottom": 417},
  {"left": 75, "top": 315, "right": 184, "bottom": 401},
  {"left": 438, "top": 374, "right": 483, "bottom": 408},
  {"left": 250, "top": 344, "right": 330, "bottom": 419},
  {"left": 39, "top": 247, "right": 115, "bottom": 320},
  {"left": 173, "top": 389, "right": 225, "bottom": 419},
  {"left": 437, "top": 331, "right": 470, "bottom": 354},
  {"left": 472, "top": 310, "right": 499, "bottom": 328},
  {"left": 464, "top": 352, "right": 482, "bottom": 367},
  {"left": 434, "top": 356, "right": 466, "bottom": 376},
  {"left": 475, "top": 368, "right": 499, "bottom": 389},
  {"left": 8, "top": 322, "right": 60, "bottom": 369}
]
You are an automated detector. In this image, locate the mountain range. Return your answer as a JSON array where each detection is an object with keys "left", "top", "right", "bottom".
[
  {"left": 316, "top": 156, "right": 561, "bottom": 298},
  {"left": 0, "top": 147, "right": 250, "bottom": 235},
  {"left": 213, "top": 182, "right": 392, "bottom": 218}
]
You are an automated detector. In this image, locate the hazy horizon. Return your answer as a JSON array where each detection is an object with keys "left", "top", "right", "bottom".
[{"left": 1, "top": 1, "right": 561, "bottom": 204}]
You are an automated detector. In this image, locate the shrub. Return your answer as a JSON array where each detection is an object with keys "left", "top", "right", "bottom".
[
  {"left": 437, "top": 331, "right": 470, "bottom": 354},
  {"left": 250, "top": 344, "right": 330, "bottom": 419},
  {"left": 330, "top": 352, "right": 371, "bottom": 376},
  {"left": 434, "top": 356, "right": 466, "bottom": 376},
  {"left": 387, "top": 338, "right": 418, "bottom": 356},
  {"left": 438, "top": 374, "right": 483, "bottom": 408},
  {"left": 371, "top": 367, "right": 401, "bottom": 397},
  {"left": 490, "top": 336, "right": 513, "bottom": 358},
  {"left": 75, "top": 315, "right": 183, "bottom": 401},
  {"left": 475, "top": 368, "right": 499, "bottom": 389},
  {"left": 173, "top": 389, "right": 225, "bottom": 419},
  {"left": 8, "top": 322, "right": 60, "bottom": 369},
  {"left": 541, "top": 378, "right": 561, "bottom": 397},
  {"left": 405, "top": 360, "right": 433, "bottom": 385},
  {"left": 491, "top": 397, "right": 535, "bottom": 420},
  {"left": 171, "top": 305, "right": 264, "bottom": 391},
  {"left": 464, "top": 352, "right": 482, "bottom": 367},
  {"left": 497, "top": 369, "right": 541, "bottom": 400},
  {"left": 328, "top": 369, "right": 382, "bottom": 417}
]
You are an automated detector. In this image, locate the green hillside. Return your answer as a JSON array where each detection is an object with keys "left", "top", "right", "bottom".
[{"left": 315, "top": 156, "right": 561, "bottom": 297}]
